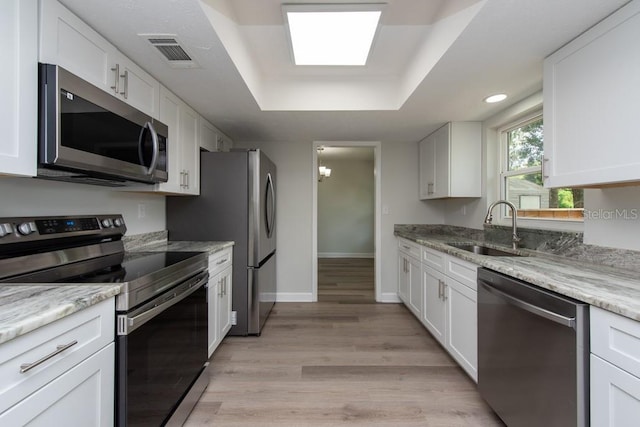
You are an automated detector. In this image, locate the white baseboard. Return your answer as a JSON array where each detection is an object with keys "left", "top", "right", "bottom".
[
  {"left": 378, "top": 292, "right": 402, "bottom": 303},
  {"left": 318, "top": 252, "right": 374, "bottom": 259},
  {"left": 276, "top": 292, "right": 314, "bottom": 302}
]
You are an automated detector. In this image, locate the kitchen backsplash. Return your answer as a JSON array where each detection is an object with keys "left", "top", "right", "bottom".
[{"left": 395, "top": 224, "right": 640, "bottom": 273}]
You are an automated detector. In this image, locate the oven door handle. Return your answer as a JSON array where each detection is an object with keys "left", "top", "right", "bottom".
[
  {"left": 480, "top": 281, "right": 576, "bottom": 328},
  {"left": 118, "top": 272, "right": 208, "bottom": 335}
]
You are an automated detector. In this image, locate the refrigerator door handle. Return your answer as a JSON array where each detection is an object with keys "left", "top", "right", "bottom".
[{"left": 265, "top": 173, "right": 276, "bottom": 238}]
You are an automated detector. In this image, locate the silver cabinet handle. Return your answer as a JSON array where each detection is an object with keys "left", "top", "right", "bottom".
[
  {"left": 480, "top": 282, "right": 576, "bottom": 328},
  {"left": 110, "top": 64, "right": 120, "bottom": 93},
  {"left": 442, "top": 283, "right": 448, "bottom": 301},
  {"left": 438, "top": 280, "right": 443, "bottom": 299},
  {"left": 120, "top": 69, "right": 128, "bottom": 99},
  {"left": 402, "top": 245, "right": 411, "bottom": 250},
  {"left": 542, "top": 157, "right": 550, "bottom": 179},
  {"left": 185, "top": 171, "right": 189, "bottom": 189},
  {"left": 20, "top": 340, "right": 78, "bottom": 373},
  {"left": 427, "top": 183, "right": 434, "bottom": 195},
  {"left": 216, "top": 258, "right": 228, "bottom": 265}
]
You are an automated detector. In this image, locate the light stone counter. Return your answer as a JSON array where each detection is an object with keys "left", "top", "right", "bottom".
[
  {"left": 136, "top": 240, "right": 234, "bottom": 255},
  {"left": 395, "top": 230, "right": 640, "bottom": 321},
  {"left": 0, "top": 284, "right": 120, "bottom": 345}
]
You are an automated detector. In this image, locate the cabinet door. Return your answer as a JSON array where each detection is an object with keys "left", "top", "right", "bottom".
[
  {"left": 591, "top": 354, "right": 640, "bottom": 427},
  {"left": 218, "top": 266, "right": 233, "bottom": 338},
  {"left": 433, "top": 123, "right": 451, "bottom": 199},
  {"left": 208, "top": 274, "right": 220, "bottom": 358},
  {"left": 0, "top": 0, "right": 38, "bottom": 177},
  {"left": 179, "top": 103, "right": 200, "bottom": 195},
  {"left": 422, "top": 265, "right": 446, "bottom": 346},
  {"left": 543, "top": 1, "right": 640, "bottom": 188},
  {"left": 398, "top": 253, "right": 410, "bottom": 304},
  {"left": 445, "top": 278, "right": 477, "bottom": 382},
  {"left": 116, "top": 55, "right": 160, "bottom": 119},
  {"left": 419, "top": 135, "right": 435, "bottom": 199},
  {"left": 199, "top": 116, "right": 219, "bottom": 152},
  {"left": 156, "top": 86, "right": 182, "bottom": 193},
  {"left": 407, "top": 255, "right": 422, "bottom": 318},
  {"left": 0, "top": 343, "right": 114, "bottom": 426},
  {"left": 39, "top": 0, "right": 117, "bottom": 93}
]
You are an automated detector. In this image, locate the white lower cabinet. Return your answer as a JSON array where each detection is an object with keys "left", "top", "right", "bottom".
[
  {"left": 208, "top": 247, "right": 233, "bottom": 357},
  {"left": 591, "top": 354, "right": 640, "bottom": 427},
  {"left": 445, "top": 277, "right": 477, "bottom": 380},
  {"left": 0, "top": 343, "right": 114, "bottom": 426},
  {"left": 397, "top": 240, "right": 478, "bottom": 382},
  {"left": 397, "top": 239, "right": 422, "bottom": 317},
  {"left": 591, "top": 305, "right": 640, "bottom": 425},
  {"left": 0, "top": 298, "right": 114, "bottom": 425},
  {"left": 421, "top": 265, "right": 446, "bottom": 344}
]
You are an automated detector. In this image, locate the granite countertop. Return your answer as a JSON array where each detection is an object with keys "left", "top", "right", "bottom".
[
  {"left": 135, "top": 240, "right": 234, "bottom": 254},
  {"left": 0, "top": 284, "right": 120, "bottom": 345},
  {"left": 395, "top": 229, "right": 640, "bottom": 321}
]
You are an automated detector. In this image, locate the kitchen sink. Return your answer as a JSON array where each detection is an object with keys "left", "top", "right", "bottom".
[{"left": 447, "top": 243, "right": 524, "bottom": 257}]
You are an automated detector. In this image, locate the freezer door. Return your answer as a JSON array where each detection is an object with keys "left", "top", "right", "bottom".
[
  {"left": 248, "top": 150, "right": 277, "bottom": 266},
  {"left": 247, "top": 251, "right": 276, "bottom": 335}
]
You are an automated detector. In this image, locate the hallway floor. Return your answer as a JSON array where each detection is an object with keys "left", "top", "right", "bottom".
[{"left": 318, "top": 258, "right": 375, "bottom": 303}]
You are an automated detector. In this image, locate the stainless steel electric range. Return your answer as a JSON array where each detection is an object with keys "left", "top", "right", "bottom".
[{"left": 0, "top": 214, "right": 210, "bottom": 426}]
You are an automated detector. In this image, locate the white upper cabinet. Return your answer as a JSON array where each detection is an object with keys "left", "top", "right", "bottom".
[
  {"left": 39, "top": 0, "right": 160, "bottom": 119},
  {"left": 543, "top": 0, "right": 640, "bottom": 188},
  {"left": 153, "top": 85, "right": 199, "bottom": 195},
  {"left": 0, "top": 0, "right": 38, "bottom": 177},
  {"left": 199, "top": 117, "right": 233, "bottom": 152},
  {"left": 419, "top": 122, "right": 481, "bottom": 199}
]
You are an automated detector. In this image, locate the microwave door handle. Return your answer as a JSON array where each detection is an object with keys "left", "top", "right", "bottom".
[{"left": 138, "top": 122, "right": 159, "bottom": 176}]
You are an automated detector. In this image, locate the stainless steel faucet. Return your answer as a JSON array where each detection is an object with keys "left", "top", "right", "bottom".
[{"left": 484, "top": 200, "right": 521, "bottom": 250}]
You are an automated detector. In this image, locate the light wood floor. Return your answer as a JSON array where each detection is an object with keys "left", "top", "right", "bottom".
[
  {"left": 318, "top": 258, "right": 374, "bottom": 304},
  {"left": 184, "top": 258, "right": 503, "bottom": 427}
]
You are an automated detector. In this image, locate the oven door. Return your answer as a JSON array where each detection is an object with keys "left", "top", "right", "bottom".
[{"left": 116, "top": 271, "right": 208, "bottom": 427}]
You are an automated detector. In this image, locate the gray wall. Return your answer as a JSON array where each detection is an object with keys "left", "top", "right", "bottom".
[
  {"left": 0, "top": 177, "right": 165, "bottom": 235},
  {"left": 238, "top": 139, "right": 443, "bottom": 302},
  {"left": 318, "top": 155, "right": 375, "bottom": 257}
]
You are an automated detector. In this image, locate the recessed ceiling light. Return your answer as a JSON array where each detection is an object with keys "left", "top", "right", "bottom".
[
  {"left": 484, "top": 93, "right": 508, "bottom": 103},
  {"left": 283, "top": 4, "right": 384, "bottom": 66}
]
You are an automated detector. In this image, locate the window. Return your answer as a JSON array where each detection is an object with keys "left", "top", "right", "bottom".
[{"left": 500, "top": 115, "right": 583, "bottom": 221}]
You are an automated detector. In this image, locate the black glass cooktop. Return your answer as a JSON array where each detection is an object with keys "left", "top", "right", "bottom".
[{"left": 2, "top": 251, "right": 205, "bottom": 284}]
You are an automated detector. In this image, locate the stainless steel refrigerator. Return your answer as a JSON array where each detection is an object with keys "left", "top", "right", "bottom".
[{"left": 166, "top": 149, "right": 276, "bottom": 335}]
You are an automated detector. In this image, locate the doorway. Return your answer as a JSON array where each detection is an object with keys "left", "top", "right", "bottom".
[{"left": 311, "top": 141, "right": 381, "bottom": 302}]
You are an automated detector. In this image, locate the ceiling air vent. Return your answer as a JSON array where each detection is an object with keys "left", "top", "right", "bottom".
[{"left": 142, "top": 34, "right": 199, "bottom": 68}]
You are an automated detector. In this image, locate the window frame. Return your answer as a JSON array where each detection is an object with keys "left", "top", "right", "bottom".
[{"left": 496, "top": 110, "right": 584, "bottom": 229}]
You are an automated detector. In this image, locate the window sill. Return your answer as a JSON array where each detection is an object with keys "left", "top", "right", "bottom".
[{"left": 495, "top": 216, "right": 584, "bottom": 233}]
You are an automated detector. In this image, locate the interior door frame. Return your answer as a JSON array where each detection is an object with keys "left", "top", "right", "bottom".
[{"left": 311, "top": 141, "right": 382, "bottom": 302}]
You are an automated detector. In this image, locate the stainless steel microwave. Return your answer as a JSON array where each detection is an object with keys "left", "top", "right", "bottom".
[{"left": 38, "top": 63, "right": 168, "bottom": 186}]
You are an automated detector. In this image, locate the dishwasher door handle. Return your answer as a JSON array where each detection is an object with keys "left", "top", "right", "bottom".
[{"left": 480, "top": 282, "right": 576, "bottom": 328}]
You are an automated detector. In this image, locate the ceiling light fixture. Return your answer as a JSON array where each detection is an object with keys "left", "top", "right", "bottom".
[
  {"left": 283, "top": 4, "right": 384, "bottom": 66},
  {"left": 317, "top": 147, "right": 332, "bottom": 182},
  {"left": 484, "top": 93, "right": 508, "bottom": 103}
]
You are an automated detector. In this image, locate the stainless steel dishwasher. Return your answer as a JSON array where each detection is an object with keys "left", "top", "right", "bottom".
[{"left": 477, "top": 268, "right": 589, "bottom": 427}]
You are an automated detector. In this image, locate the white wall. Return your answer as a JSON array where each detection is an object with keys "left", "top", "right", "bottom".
[
  {"left": 318, "top": 156, "right": 374, "bottom": 257},
  {"left": 239, "top": 140, "right": 443, "bottom": 302},
  {"left": 0, "top": 177, "right": 165, "bottom": 235},
  {"left": 583, "top": 187, "right": 640, "bottom": 251}
]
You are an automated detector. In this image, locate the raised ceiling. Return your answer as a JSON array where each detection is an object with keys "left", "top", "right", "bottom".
[{"left": 59, "top": 0, "right": 630, "bottom": 144}]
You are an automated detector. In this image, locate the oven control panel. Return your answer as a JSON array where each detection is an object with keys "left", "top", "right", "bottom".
[{"left": 0, "top": 214, "right": 126, "bottom": 245}]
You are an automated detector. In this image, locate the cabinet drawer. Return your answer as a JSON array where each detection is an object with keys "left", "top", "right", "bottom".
[
  {"left": 591, "top": 306, "right": 640, "bottom": 378},
  {"left": 398, "top": 238, "right": 420, "bottom": 259},
  {"left": 445, "top": 257, "right": 478, "bottom": 291},
  {"left": 0, "top": 298, "right": 114, "bottom": 413},
  {"left": 208, "top": 247, "right": 233, "bottom": 275},
  {"left": 421, "top": 246, "right": 445, "bottom": 272}
]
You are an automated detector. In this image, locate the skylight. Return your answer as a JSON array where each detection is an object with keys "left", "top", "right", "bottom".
[{"left": 284, "top": 4, "right": 383, "bottom": 66}]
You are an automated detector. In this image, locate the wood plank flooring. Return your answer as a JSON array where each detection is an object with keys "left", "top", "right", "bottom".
[
  {"left": 318, "top": 258, "right": 374, "bottom": 303},
  {"left": 184, "top": 258, "right": 503, "bottom": 426}
]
